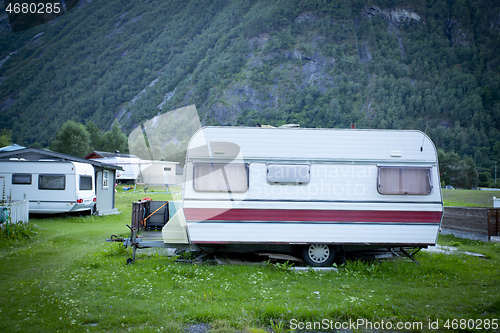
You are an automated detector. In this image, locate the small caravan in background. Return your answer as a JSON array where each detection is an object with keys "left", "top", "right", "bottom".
[
  {"left": 137, "top": 160, "right": 179, "bottom": 186},
  {"left": 161, "top": 126, "right": 444, "bottom": 266},
  {"left": 0, "top": 160, "right": 96, "bottom": 214},
  {"left": 85, "top": 151, "right": 180, "bottom": 186},
  {"left": 86, "top": 151, "right": 145, "bottom": 183}
]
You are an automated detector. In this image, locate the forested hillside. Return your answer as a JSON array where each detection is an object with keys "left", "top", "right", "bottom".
[{"left": 1, "top": 0, "right": 500, "bottom": 186}]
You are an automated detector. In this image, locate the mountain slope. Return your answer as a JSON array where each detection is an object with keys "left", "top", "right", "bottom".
[{"left": 1, "top": 0, "right": 500, "bottom": 179}]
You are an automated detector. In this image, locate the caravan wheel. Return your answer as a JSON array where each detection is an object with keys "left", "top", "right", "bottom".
[{"left": 302, "top": 244, "right": 335, "bottom": 266}]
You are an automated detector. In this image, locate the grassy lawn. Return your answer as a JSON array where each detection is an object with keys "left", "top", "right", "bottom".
[
  {"left": 0, "top": 188, "right": 499, "bottom": 332},
  {"left": 442, "top": 189, "right": 500, "bottom": 207}
]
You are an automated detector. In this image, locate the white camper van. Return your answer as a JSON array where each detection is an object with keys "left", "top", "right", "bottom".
[
  {"left": 90, "top": 155, "right": 144, "bottom": 183},
  {"left": 0, "top": 160, "right": 96, "bottom": 214},
  {"left": 160, "top": 126, "right": 444, "bottom": 265}
]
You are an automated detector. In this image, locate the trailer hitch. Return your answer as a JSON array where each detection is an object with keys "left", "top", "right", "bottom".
[
  {"left": 108, "top": 234, "right": 124, "bottom": 242},
  {"left": 125, "top": 224, "right": 138, "bottom": 264},
  {"left": 105, "top": 225, "right": 140, "bottom": 264},
  {"left": 106, "top": 224, "right": 197, "bottom": 265}
]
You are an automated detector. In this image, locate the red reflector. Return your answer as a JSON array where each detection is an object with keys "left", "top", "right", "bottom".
[
  {"left": 77, "top": 199, "right": 83, "bottom": 203},
  {"left": 93, "top": 198, "right": 97, "bottom": 202}
]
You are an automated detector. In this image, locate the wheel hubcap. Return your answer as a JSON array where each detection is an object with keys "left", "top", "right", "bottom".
[{"left": 308, "top": 244, "right": 330, "bottom": 264}]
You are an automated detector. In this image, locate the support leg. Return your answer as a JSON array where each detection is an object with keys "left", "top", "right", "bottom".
[{"left": 399, "top": 247, "right": 421, "bottom": 264}]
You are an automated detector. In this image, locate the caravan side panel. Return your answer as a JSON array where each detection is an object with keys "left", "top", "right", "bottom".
[
  {"left": 181, "top": 127, "right": 444, "bottom": 247},
  {"left": 0, "top": 161, "right": 96, "bottom": 214},
  {"left": 184, "top": 162, "right": 442, "bottom": 246}
]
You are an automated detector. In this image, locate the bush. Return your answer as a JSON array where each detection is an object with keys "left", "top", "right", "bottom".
[
  {"left": 478, "top": 172, "right": 492, "bottom": 187},
  {"left": 0, "top": 222, "right": 38, "bottom": 240}
]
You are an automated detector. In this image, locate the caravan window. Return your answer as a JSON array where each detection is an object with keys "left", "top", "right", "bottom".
[
  {"left": 193, "top": 163, "right": 248, "bottom": 192},
  {"left": 80, "top": 176, "right": 93, "bottom": 191},
  {"left": 378, "top": 167, "right": 432, "bottom": 195},
  {"left": 12, "top": 174, "right": 32, "bottom": 185},
  {"left": 38, "top": 174, "right": 66, "bottom": 190},
  {"left": 267, "top": 164, "right": 310, "bottom": 184}
]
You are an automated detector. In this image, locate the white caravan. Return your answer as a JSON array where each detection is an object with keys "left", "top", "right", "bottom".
[
  {"left": 0, "top": 160, "right": 96, "bottom": 214},
  {"left": 137, "top": 160, "right": 179, "bottom": 186},
  {"left": 91, "top": 155, "right": 145, "bottom": 183},
  {"left": 91, "top": 156, "right": 178, "bottom": 185},
  {"left": 161, "top": 126, "right": 444, "bottom": 265}
]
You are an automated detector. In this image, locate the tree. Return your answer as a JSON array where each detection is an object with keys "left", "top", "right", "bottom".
[
  {"left": 438, "top": 149, "right": 478, "bottom": 189},
  {"left": 86, "top": 121, "right": 103, "bottom": 151},
  {"left": 50, "top": 120, "right": 92, "bottom": 157},
  {"left": 100, "top": 120, "right": 128, "bottom": 154},
  {"left": 0, "top": 129, "right": 12, "bottom": 148}
]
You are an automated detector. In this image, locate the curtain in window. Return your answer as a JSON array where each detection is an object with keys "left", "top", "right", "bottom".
[
  {"left": 378, "top": 167, "right": 431, "bottom": 195},
  {"left": 39, "top": 175, "right": 66, "bottom": 190},
  {"left": 193, "top": 163, "right": 248, "bottom": 192},
  {"left": 80, "top": 176, "right": 93, "bottom": 190}
]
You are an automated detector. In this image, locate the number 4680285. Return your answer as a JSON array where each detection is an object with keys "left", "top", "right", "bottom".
[
  {"left": 5, "top": 2, "right": 61, "bottom": 14},
  {"left": 444, "top": 319, "right": 498, "bottom": 330}
]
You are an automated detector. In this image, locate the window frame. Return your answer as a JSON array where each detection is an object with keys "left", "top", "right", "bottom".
[
  {"left": 102, "top": 170, "right": 109, "bottom": 188},
  {"left": 12, "top": 173, "right": 32, "bottom": 185},
  {"left": 377, "top": 166, "right": 433, "bottom": 195},
  {"left": 193, "top": 162, "right": 249, "bottom": 193},
  {"left": 79, "top": 175, "right": 93, "bottom": 191},
  {"left": 266, "top": 163, "right": 311, "bottom": 185},
  {"left": 38, "top": 174, "right": 66, "bottom": 190}
]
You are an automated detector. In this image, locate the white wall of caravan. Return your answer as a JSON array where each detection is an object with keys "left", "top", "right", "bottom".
[
  {"left": 139, "top": 160, "right": 178, "bottom": 185},
  {"left": 93, "top": 157, "right": 178, "bottom": 185},
  {"left": 0, "top": 161, "right": 96, "bottom": 214},
  {"left": 93, "top": 156, "right": 144, "bottom": 181},
  {"left": 183, "top": 161, "right": 442, "bottom": 210},
  {"left": 72, "top": 162, "right": 96, "bottom": 211},
  {"left": 186, "top": 223, "right": 440, "bottom": 245},
  {"left": 117, "top": 157, "right": 143, "bottom": 180}
]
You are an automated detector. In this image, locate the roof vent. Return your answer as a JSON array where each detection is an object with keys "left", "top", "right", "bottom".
[{"left": 390, "top": 151, "right": 403, "bottom": 157}]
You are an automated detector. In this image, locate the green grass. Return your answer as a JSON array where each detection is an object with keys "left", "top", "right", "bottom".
[
  {"left": 442, "top": 189, "right": 499, "bottom": 207},
  {"left": 0, "top": 189, "right": 499, "bottom": 332}
]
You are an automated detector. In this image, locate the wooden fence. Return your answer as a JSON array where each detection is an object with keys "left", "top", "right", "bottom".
[
  {"left": 441, "top": 207, "right": 500, "bottom": 240},
  {"left": 488, "top": 208, "right": 500, "bottom": 240},
  {"left": 1, "top": 200, "right": 29, "bottom": 224}
]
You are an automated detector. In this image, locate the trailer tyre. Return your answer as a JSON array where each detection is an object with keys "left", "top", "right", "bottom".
[{"left": 302, "top": 244, "right": 335, "bottom": 266}]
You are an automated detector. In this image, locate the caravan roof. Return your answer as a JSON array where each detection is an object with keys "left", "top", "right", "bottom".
[{"left": 187, "top": 127, "right": 438, "bottom": 164}]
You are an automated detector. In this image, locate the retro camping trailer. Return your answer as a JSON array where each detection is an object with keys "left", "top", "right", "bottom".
[
  {"left": 114, "top": 126, "right": 444, "bottom": 266},
  {"left": 0, "top": 160, "right": 96, "bottom": 214}
]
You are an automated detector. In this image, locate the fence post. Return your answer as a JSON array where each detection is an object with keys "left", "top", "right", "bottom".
[
  {"left": 4, "top": 200, "right": 29, "bottom": 224},
  {"left": 488, "top": 209, "right": 491, "bottom": 240},
  {"left": 495, "top": 208, "right": 500, "bottom": 236}
]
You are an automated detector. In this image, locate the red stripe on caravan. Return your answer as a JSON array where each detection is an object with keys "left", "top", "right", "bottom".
[{"left": 184, "top": 208, "right": 443, "bottom": 224}]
